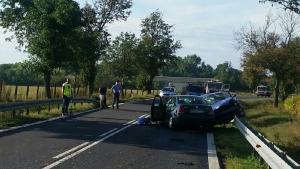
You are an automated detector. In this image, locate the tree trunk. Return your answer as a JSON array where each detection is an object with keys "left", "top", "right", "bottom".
[
  {"left": 274, "top": 78, "right": 280, "bottom": 107},
  {"left": 43, "top": 70, "right": 51, "bottom": 99},
  {"left": 147, "top": 75, "right": 154, "bottom": 94},
  {"left": 88, "top": 77, "right": 95, "bottom": 96}
]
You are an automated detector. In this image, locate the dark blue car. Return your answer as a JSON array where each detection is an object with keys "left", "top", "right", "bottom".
[
  {"left": 182, "top": 84, "right": 204, "bottom": 96},
  {"left": 200, "top": 92, "right": 245, "bottom": 125}
]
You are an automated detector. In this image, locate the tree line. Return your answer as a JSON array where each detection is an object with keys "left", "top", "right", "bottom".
[{"left": 2, "top": 0, "right": 300, "bottom": 106}]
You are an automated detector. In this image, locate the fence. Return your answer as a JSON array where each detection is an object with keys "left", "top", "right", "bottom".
[{"left": 0, "top": 82, "right": 159, "bottom": 102}]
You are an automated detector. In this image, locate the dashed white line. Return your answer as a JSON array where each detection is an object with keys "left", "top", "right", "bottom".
[
  {"left": 53, "top": 142, "right": 90, "bottom": 159},
  {"left": 43, "top": 119, "right": 139, "bottom": 169},
  {"left": 98, "top": 128, "right": 118, "bottom": 137},
  {"left": 207, "top": 132, "right": 221, "bottom": 169}
]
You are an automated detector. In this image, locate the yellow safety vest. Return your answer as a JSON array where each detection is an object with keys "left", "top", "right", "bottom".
[{"left": 63, "top": 82, "right": 72, "bottom": 96}]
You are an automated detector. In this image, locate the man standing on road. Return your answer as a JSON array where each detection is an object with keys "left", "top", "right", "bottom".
[
  {"left": 98, "top": 83, "right": 109, "bottom": 109},
  {"left": 111, "top": 81, "right": 121, "bottom": 109},
  {"left": 62, "top": 78, "right": 72, "bottom": 116}
]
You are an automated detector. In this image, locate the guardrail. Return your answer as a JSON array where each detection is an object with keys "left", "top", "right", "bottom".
[
  {"left": 0, "top": 97, "right": 99, "bottom": 115},
  {"left": 235, "top": 116, "right": 300, "bottom": 169}
]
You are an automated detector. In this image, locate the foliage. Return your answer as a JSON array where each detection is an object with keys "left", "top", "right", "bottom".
[
  {"left": 283, "top": 96, "right": 300, "bottom": 116},
  {"left": 260, "top": 0, "right": 300, "bottom": 15},
  {"left": 136, "top": 10, "right": 182, "bottom": 94},
  {"left": 234, "top": 11, "right": 300, "bottom": 107}
]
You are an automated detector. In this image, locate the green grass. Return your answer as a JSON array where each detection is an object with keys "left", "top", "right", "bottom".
[
  {"left": 214, "top": 99, "right": 300, "bottom": 168},
  {"left": 0, "top": 94, "right": 155, "bottom": 130}
]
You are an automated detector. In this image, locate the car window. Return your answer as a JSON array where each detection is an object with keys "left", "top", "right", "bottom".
[
  {"left": 153, "top": 96, "right": 161, "bottom": 106},
  {"left": 162, "top": 87, "right": 175, "bottom": 92},
  {"left": 177, "top": 96, "right": 206, "bottom": 105}
]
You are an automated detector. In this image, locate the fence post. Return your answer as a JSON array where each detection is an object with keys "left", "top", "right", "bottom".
[
  {"left": 26, "top": 85, "right": 30, "bottom": 100},
  {"left": 0, "top": 80, "right": 2, "bottom": 98},
  {"left": 54, "top": 83, "right": 57, "bottom": 98},
  {"left": 36, "top": 84, "right": 40, "bottom": 100},
  {"left": 14, "top": 85, "right": 18, "bottom": 101}
]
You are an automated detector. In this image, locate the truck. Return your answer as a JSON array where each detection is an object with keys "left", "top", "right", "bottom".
[
  {"left": 255, "top": 85, "right": 272, "bottom": 97},
  {"left": 181, "top": 83, "right": 204, "bottom": 96},
  {"left": 204, "top": 79, "right": 228, "bottom": 94}
]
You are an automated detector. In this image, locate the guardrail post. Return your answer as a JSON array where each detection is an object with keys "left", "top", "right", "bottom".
[
  {"left": 12, "top": 110, "right": 15, "bottom": 118},
  {"left": 48, "top": 105, "right": 51, "bottom": 112},
  {"left": 26, "top": 108, "right": 29, "bottom": 115},
  {"left": 26, "top": 85, "right": 29, "bottom": 100},
  {"left": 57, "top": 104, "right": 60, "bottom": 109},
  {"left": 38, "top": 106, "right": 41, "bottom": 114}
]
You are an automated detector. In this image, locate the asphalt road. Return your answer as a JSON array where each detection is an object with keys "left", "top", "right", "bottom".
[{"left": 0, "top": 99, "right": 215, "bottom": 169}]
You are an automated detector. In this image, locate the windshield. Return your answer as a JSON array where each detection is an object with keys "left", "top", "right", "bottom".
[
  {"left": 257, "top": 87, "right": 267, "bottom": 91},
  {"left": 207, "top": 82, "right": 216, "bottom": 88},
  {"left": 162, "top": 87, "right": 175, "bottom": 92},
  {"left": 188, "top": 86, "right": 203, "bottom": 93},
  {"left": 177, "top": 96, "right": 207, "bottom": 105},
  {"left": 204, "top": 93, "right": 229, "bottom": 105},
  {"left": 215, "top": 83, "right": 223, "bottom": 89}
]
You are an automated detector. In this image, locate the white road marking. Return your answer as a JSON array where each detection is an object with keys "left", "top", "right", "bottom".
[
  {"left": 98, "top": 128, "right": 118, "bottom": 137},
  {"left": 123, "top": 119, "right": 137, "bottom": 126},
  {"left": 42, "top": 120, "right": 137, "bottom": 169},
  {"left": 207, "top": 132, "right": 221, "bottom": 169},
  {"left": 53, "top": 142, "right": 90, "bottom": 159}
]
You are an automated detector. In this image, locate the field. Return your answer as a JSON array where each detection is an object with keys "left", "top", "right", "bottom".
[
  {"left": 214, "top": 99, "right": 300, "bottom": 168},
  {"left": 0, "top": 84, "right": 159, "bottom": 102}
]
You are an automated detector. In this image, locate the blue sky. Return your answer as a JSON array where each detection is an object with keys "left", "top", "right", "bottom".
[{"left": 0, "top": 0, "right": 284, "bottom": 69}]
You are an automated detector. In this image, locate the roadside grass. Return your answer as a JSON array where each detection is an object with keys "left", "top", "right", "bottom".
[
  {"left": 0, "top": 94, "right": 155, "bottom": 130},
  {"left": 215, "top": 99, "right": 300, "bottom": 168},
  {"left": 234, "top": 92, "right": 254, "bottom": 97}
]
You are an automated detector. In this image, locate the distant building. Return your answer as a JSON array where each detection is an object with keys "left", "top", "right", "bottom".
[{"left": 152, "top": 76, "right": 213, "bottom": 91}]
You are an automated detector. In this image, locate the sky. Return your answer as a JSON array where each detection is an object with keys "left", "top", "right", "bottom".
[{"left": 0, "top": 0, "right": 285, "bottom": 70}]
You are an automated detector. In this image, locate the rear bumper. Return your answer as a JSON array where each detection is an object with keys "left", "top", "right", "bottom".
[{"left": 173, "top": 115, "right": 214, "bottom": 126}]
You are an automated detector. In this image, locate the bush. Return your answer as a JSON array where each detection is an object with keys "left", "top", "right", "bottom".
[{"left": 283, "top": 96, "right": 300, "bottom": 116}]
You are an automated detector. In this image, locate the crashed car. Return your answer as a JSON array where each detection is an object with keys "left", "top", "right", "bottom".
[
  {"left": 200, "top": 92, "right": 245, "bottom": 125},
  {"left": 150, "top": 95, "right": 214, "bottom": 130}
]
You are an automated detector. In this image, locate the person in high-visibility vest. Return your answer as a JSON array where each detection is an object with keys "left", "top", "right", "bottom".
[{"left": 62, "top": 78, "right": 72, "bottom": 116}]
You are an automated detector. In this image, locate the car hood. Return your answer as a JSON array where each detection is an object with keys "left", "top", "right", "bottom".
[{"left": 210, "top": 97, "right": 232, "bottom": 110}]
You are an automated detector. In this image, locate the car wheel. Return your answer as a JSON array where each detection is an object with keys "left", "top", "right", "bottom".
[{"left": 168, "top": 116, "right": 177, "bottom": 130}]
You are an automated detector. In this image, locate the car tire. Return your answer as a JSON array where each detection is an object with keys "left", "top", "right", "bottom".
[{"left": 168, "top": 116, "right": 177, "bottom": 130}]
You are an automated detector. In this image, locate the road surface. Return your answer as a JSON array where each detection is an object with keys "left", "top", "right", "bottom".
[{"left": 0, "top": 99, "right": 219, "bottom": 169}]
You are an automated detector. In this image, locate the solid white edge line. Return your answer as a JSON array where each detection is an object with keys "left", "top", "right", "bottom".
[
  {"left": 99, "top": 128, "right": 118, "bottom": 137},
  {"left": 53, "top": 142, "right": 90, "bottom": 159},
  {"left": 42, "top": 121, "right": 136, "bottom": 169},
  {"left": 207, "top": 132, "right": 221, "bottom": 169}
]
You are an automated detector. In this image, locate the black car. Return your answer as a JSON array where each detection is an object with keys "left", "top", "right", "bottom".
[{"left": 150, "top": 95, "right": 214, "bottom": 131}]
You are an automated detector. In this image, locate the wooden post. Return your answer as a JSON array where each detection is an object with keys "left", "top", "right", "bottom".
[
  {"left": 25, "top": 85, "right": 29, "bottom": 100},
  {"left": 36, "top": 84, "right": 40, "bottom": 100},
  {"left": 58, "top": 104, "right": 60, "bottom": 109},
  {"left": 0, "top": 80, "right": 2, "bottom": 98},
  {"left": 14, "top": 85, "right": 18, "bottom": 100},
  {"left": 54, "top": 83, "right": 57, "bottom": 97}
]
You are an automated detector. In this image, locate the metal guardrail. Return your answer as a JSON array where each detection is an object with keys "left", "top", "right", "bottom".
[
  {"left": 0, "top": 97, "right": 99, "bottom": 112},
  {"left": 235, "top": 116, "right": 300, "bottom": 169}
]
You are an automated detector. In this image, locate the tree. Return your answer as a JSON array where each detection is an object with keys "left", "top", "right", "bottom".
[
  {"left": 260, "top": 0, "right": 300, "bottom": 14},
  {"left": 234, "top": 11, "right": 300, "bottom": 107},
  {"left": 136, "top": 10, "right": 182, "bottom": 94},
  {"left": 0, "top": 0, "right": 83, "bottom": 98},
  {"left": 73, "top": 0, "right": 133, "bottom": 95}
]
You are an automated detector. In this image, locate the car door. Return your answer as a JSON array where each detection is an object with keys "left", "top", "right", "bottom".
[{"left": 150, "top": 95, "right": 166, "bottom": 122}]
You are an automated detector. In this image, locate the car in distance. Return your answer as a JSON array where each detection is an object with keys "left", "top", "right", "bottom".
[
  {"left": 255, "top": 85, "right": 272, "bottom": 97},
  {"left": 150, "top": 95, "right": 214, "bottom": 131},
  {"left": 159, "top": 87, "right": 177, "bottom": 99}
]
